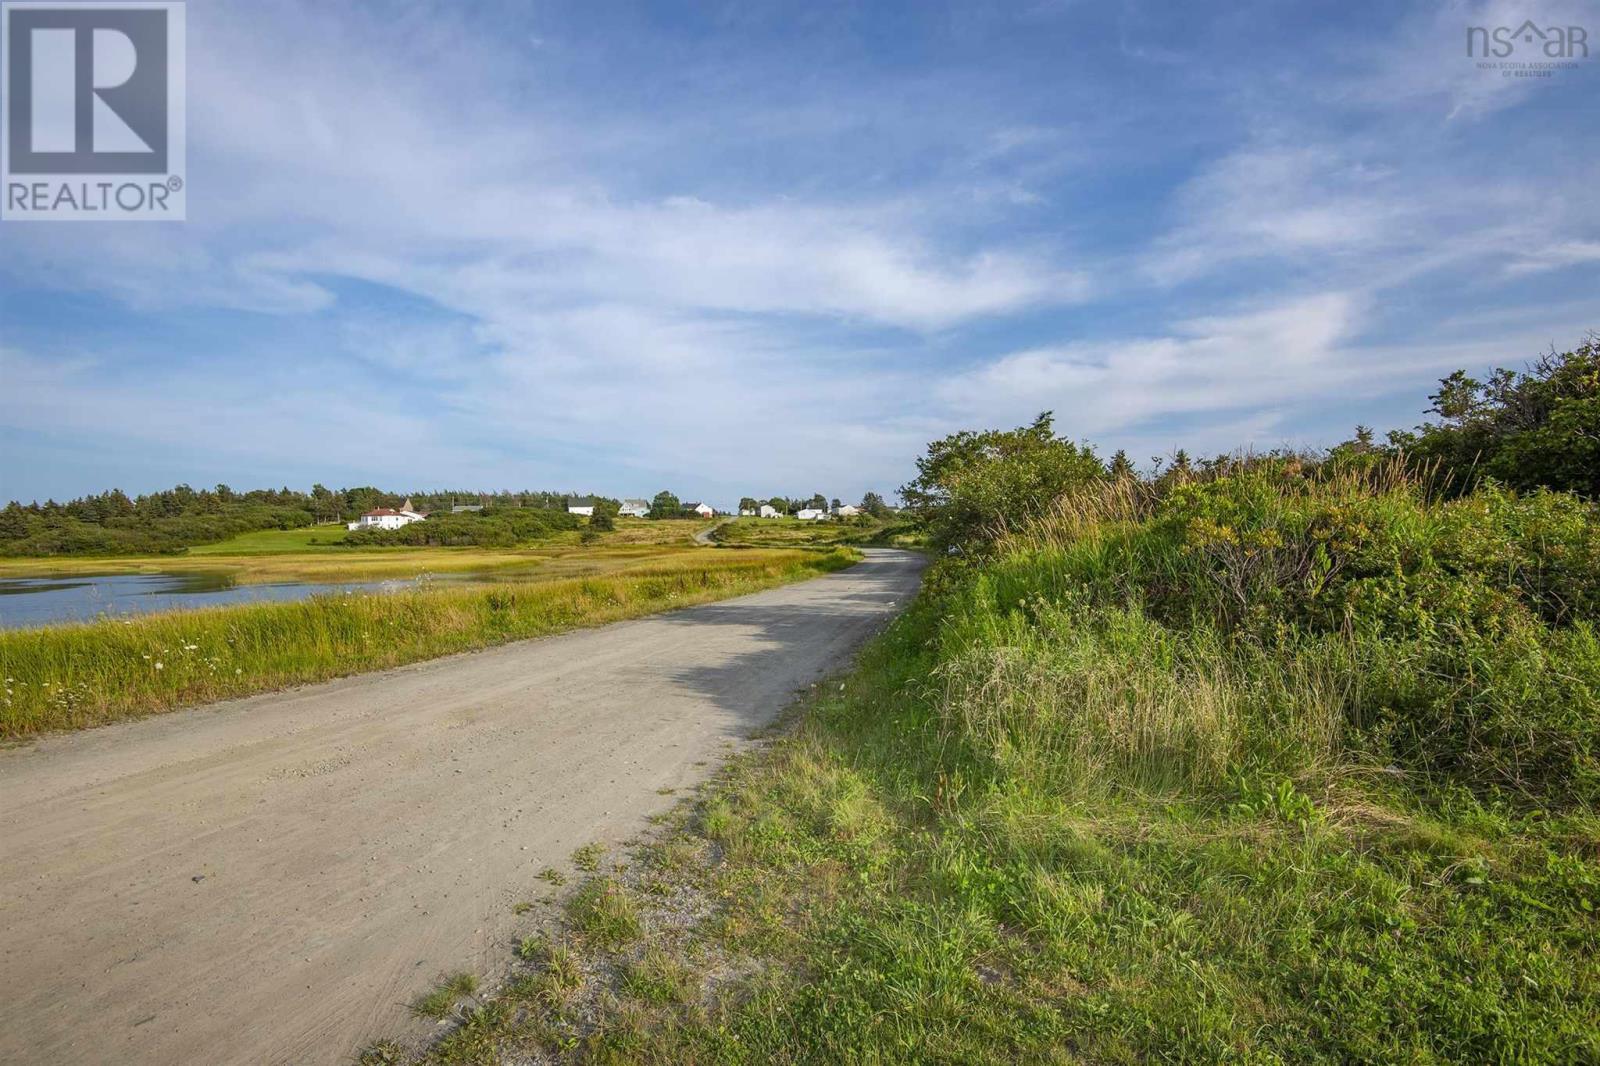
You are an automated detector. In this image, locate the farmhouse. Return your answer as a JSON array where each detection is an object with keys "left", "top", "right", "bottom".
[
  {"left": 566, "top": 496, "right": 596, "bottom": 517},
  {"left": 835, "top": 504, "right": 862, "bottom": 517},
  {"left": 758, "top": 504, "right": 781, "bottom": 518},
  {"left": 347, "top": 498, "right": 428, "bottom": 531},
  {"left": 795, "top": 508, "right": 825, "bottom": 521},
  {"left": 619, "top": 499, "right": 650, "bottom": 518},
  {"left": 684, "top": 502, "right": 716, "bottom": 518}
]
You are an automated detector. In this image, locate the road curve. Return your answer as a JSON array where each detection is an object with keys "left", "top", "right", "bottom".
[
  {"left": 0, "top": 549, "right": 925, "bottom": 1065},
  {"left": 692, "top": 517, "right": 732, "bottom": 545}
]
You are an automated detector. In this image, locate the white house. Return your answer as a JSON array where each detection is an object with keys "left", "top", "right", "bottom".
[
  {"left": 795, "top": 508, "right": 825, "bottom": 521},
  {"left": 619, "top": 498, "right": 650, "bottom": 518},
  {"left": 835, "top": 504, "right": 862, "bottom": 517},
  {"left": 684, "top": 501, "right": 715, "bottom": 518},
  {"left": 566, "top": 496, "right": 596, "bottom": 517},
  {"left": 348, "top": 498, "right": 428, "bottom": 531},
  {"left": 758, "top": 504, "right": 781, "bottom": 519}
]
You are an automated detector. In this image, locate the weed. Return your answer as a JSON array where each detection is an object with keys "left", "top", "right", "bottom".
[
  {"left": 571, "top": 842, "right": 606, "bottom": 872},
  {"left": 566, "top": 878, "right": 640, "bottom": 947},
  {"left": 619, "top": 947, "right": 696, "bottom": 1006},
  {"left": 409, "top": 972, "right": 477, "bottom": 1019},
  {"left": 355, "top": 1041, "right": 406, "bottom": 1065}
]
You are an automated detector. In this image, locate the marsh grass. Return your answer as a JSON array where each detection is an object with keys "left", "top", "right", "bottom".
[{"left": 0, "top": 548, "right": 856, "bottom": 736}]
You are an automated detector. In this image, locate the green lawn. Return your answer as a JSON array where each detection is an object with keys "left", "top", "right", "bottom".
[{"left": 186, "top": 526, "right": 352, "bottom": 553}]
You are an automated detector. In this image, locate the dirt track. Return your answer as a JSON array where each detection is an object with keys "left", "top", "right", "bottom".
[{"left": 0, "top": 548, "right": 924, "bottom": 1065}]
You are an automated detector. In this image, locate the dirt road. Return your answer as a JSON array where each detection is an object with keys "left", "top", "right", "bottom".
[
  {"left": 692, "top": 517, "right": 731, "bottom": 544},
  {"left": 0, "top": 549, "right": 924, "bottom": 1065}
]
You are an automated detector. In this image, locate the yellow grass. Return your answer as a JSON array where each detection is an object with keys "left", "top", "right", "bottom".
[
  {"left": 0, "top": 547, "right": 858, "bottom": 737},
  {"left": 0, "top": 525, "right": 726, "bottom": 585}
]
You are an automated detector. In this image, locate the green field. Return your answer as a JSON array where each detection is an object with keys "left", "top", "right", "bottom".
[
  {"left": 0, "top": 547, "right": 857, "bottom": 738},
  {"left": 185, "top": 526, "right": 352, "bottom": 553}
]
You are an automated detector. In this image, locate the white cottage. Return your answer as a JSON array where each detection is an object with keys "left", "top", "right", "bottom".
[{"left": 347, "top": 498, "right": 428, "bottom": 531}]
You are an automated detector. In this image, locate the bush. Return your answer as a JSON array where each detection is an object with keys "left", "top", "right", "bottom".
[
  {"left": 983, "top": 467, "right": 1600, "bottom": 805},
  {"left": 900, "top": 412, "right": 1104, "bottom": 552},
  {"left": 343, "top": 508, "right": 578, "bottom": 548}
]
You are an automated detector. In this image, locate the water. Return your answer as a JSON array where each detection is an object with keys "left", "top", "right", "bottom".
[{"left": 0, "top": 572, "right": 414, "bottom": 629}]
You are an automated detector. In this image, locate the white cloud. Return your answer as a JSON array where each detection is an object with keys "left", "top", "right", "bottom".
[
  {"left": 1503, "top": 240, "right": 1600, "bottom": 277},
  {"left": 940, "top": 293, "right": 1372, "bottom": 434}
]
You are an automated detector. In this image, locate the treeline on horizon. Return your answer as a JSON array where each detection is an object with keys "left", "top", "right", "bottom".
[
  {"left": 3, "top": 336, "right": 1595, "bottom": 557},
  {"left": 0, "top": 486, "right": 597, "bottom": 557}
]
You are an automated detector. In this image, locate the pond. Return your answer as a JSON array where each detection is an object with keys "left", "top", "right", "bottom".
[{"left": 0, "top": 571, "right": 415, "bottom": 629}]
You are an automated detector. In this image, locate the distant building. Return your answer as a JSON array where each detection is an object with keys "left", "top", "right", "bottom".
[
  {"left": 834, "top": 504, "right": 862, "bottom": 517},
  {"left": 450, "top": 504, "right": 483, "bottom": 514},
  {"left": 619, "top": 498, "right": 650, "bottom": 518},
  {"left": 795, "top": 508, "right": 825, "bottom": 521},
  {"left": 683, "top": 502, "right": 715, "bottom": 518},
  {"left": 758, "top": 504, "right": 781, "bottom": 518},
  {"left": 566, "top": 496, "right": 596, "bottom": 517},
  {"left": 348, "top": 498, "right": 428, "bottom": 531}
]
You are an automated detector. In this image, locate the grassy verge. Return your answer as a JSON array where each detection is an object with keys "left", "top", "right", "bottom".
[
  {"left": 0, "top": 547, "right": 856, "bottom": 737},
  {"left": 381, "top": 472, "right": 1600, "bottom": 1065}
]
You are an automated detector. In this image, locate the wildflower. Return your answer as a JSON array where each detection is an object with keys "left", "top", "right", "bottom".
[{"left": 154, "top": 662, "right": 164, "bottom": 671}]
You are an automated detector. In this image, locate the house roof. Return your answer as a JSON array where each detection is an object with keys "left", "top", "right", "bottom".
[
  {"left": 622, "top": 499, "right": 649, "bottom": 508},
  {"left": 361, "top": 508, "right": 404, "bottom": 517},
  {"left": 567, "top": 496, "right": 596, "bottom": 507}
]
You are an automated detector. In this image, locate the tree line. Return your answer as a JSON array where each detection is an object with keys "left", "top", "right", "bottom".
[
  {"left": 902, "top": 335, "right": 1599, "bottom": 551},
  {"left": 0, "top": 484, "right": 601, "bottom": 556}
]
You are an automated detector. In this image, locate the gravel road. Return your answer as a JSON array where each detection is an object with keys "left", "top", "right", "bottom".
[{"left": 0, "top": 548, "right": 924, "bottom": 1065}]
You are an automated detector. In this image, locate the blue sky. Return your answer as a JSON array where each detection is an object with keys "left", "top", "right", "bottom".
[{"left": 2, "top": 0, "right": 1597, "bottom": 508}]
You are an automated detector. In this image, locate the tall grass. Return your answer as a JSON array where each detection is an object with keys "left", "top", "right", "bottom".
[
  {"left": 0, "top": 548, "right": 856, "bottom": 737},
  {"left": 936, "top": 604, "right": 1348, "bottom": 795}
]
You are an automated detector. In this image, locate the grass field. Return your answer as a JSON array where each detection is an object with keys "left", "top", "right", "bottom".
[
  {"left": 714, "top": 515, "right": 918, "bottom": 549},
  {"left": 0, "top": 519, "right": 720, "bottom": 585},
  {"left": 185, "top": 526, "right": 352, "bottom": 553},
  {"left": 376, "top": 471, "right": 1600, "bottom": 1065},
  {"left": 0, "top": 547, "right": 856, "bottom": 737}
]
